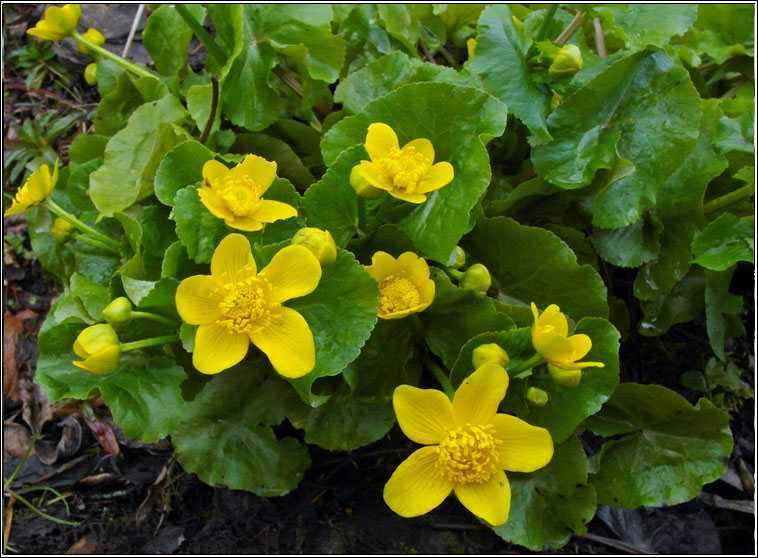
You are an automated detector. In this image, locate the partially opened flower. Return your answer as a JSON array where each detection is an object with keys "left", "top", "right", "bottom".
[
  {"left": 365, "top": 251, "right": 435, "bottom": 319},
  {"left": 4, "top": 161, "right": 59, "bottom": 217},
  {"left": 198, "top": 155, "right": 297, "bottom": 232},
  {"left": 27, "top": 4, "right": 81, "bottom": 41},
  {"left": 352, "top": 123, "right": 454, "bottom": 203},
  {"left": 384, "top": 364, "right": 554, "bottom": 525},
  {"left": 175, "top": 234, "right": 322, "bottom": 377},
  {"left": 73, "top": 324, "right": 121, "bottom": 376},
  {"left": 530, "top": 303, "right": 605, "bottom": 375}
]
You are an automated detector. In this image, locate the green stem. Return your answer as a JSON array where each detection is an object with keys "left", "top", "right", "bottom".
[
  {"left": 174, "top": 4, "right": 228, "bottom": 65},
  {"left": 120, "top": 335, "right": 180, "bottom": 353},
  {"left": 422, "top": 356, "right": 455, "bottom": 401},
  {"left": 444, "top": 267, "right": 464, "bottom": 281},
  {"left": 506, "top": 353, "right": 546, "bottom": 376},
  {"left": 72, "top": 233, "right": 120, "bottom": 255},
  {"left": 9, "top": 492, "right": 80, "bottom": 526},
  {"left": 72, "top": 31, "right": 158, "bottom": 81},
  {"left": 45, "top": 199, "right": 121, "bottom": 252},
  {"left": 536, "top": 4, "right": 559, "bottom": 42},
  {"left": 130, "top": 311, "right": 179, "bottom": 327},
  {"left": 703, "top": 185, "right": 754, "bottom": 215}
]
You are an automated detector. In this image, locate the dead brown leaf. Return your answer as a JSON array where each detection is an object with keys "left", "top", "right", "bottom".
[
  {"left": 84, "top": 415, "right": 120, "bottom": 456},
  {"left": 2, "top": 421, "right": 31, "bottom": 460},
  {"left": 3, "top": 309, "right": 37, "bottom": 402},
  {"left": 65, "top": 534, "right": 98, "bottom": 554},
  {"left": 19, "top": 377, "right": 53, "bottom": 433}
]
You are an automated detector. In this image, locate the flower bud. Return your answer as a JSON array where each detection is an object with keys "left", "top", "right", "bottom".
[
  {"left": 84, "top": 62, "right": 97, "bottom": 85},
  {"left": 472, "top": 343, "right": 510, "bottom": 369},
  {"left": 526, "top": 387, "right": 549, "bottom": 407},
  {"left": 350, "top": 164, "right": 383, "bottom": 199},
  {"left": 291, "top": 227, "right": 337, "bottom": 266},
  {"left": 102, "top": 297, "right": 132, "bottom": 330},
  {"left": 77, "top": 28, "right": 105, "bottom": 56},
  {"left": 447, "top": 246, "right": 466, "bottom": 269},
  {"left": 467, "top": 38, "right": 477, "bottom": 60},
  {"left": 460, "top": 264, "right": 491, "bottom": 294},
  {"left": 549, "top": 44, "right": 583, "bottom": 78},
  {"left": 50, "top": 217, "right": 74, "bottom": 243},
  {"left": 548, "top": 364, "right": 582, "bottom": 388},
  {"left": 72, "top": 324, "right": 121, "bottom": 376}
]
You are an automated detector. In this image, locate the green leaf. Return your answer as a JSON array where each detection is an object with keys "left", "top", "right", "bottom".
[
  {"left": 69, "top": 272, "right": 110, "bottom": 321},
  {"left": 171, "top": 361, "right": 311, "bottom": 496},
  {"left": 639, "top": 269, "right": 706, "bottom": 336},
  {"left": 26, "top": 207, "right": 75, "bottom": 283},
  {"left": 68, "top": 134, "right": 108, "bottom": 166},
  {"left": 531, "top": 50, "right": 701, "bottom": 229},
  {"left": 592, "top": 214, "right": 664, "bottom": 268},
  {"left": 587, "top": 383, "right": 733, "bottom": 508},
  {"left": 89, "top": 96, "right": 189, "bottom": 216},
  {"left": 322, "top": 81, "right": 507, "bottom": 262},
  {"left": 694, "top": 5, "right": 755, "bottom": 64},
  {"left": 420, "top": 271, "right": 514, "bottom": 369},
  {"left": 154, "top": 140, "right": 214, "bottom": 206},
  {"left": 376, "top": 4, "right": 422, "bottom": 55},
  {"left": 143, "top": 4, "right": 203, "bottom": 76},
  {"left": 490, "top": 436, "right": 597, "bottom": 551},
  {"left": 66, "top": 158, "right": 100, "bottom": 212},
  {"left": 692, "top": 213, "right": 754, "bottom": 271},
  {"left": 462, "top": 217, "right": 609, "bottom": 321},
  {"left": 172, "top": 185, "right": 228, "bottom": 263},
  {"left": 613, "top": 5, "right": 698, "bottom": 51},
  {"left": 337, "top": 5, "right": 393, "bottom": 74},
  {"left": 470, "top": 5, "right": 551, "bottom": 139},
  {"left": 93, "top": 66, "right": 167, "bottom": 135},
  {"left": 705, "top": 266, "right": 743, "bottom": 360}
]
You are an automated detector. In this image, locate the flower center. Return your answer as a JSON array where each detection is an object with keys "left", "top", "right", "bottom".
[
  {"left": 435, "top": 424, "right": 502, "bottom": 484},
  {"left": 379, "top": 275, "right": 420, "bottom": 315},
  {"left": 216, "top": 174, "right": 262, "bottom": 217},
  {"left": 217, "top": 274, "right": 279, "bottom": 334},
  {"left": 377, "top": 146, "right": 430, "bottom": 193}
]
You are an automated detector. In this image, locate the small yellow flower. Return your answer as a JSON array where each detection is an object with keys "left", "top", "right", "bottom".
[
  {"left": 77, "top": 28, "right": 105, "bottom": 55},
  {"left": 4, "top": 161, "right": 59, "bottom": 217},
  {"left": 175, "top": 234, "right": 322, "bottom": 377},
  {"left": 198, "top": 155, "right": 298, "bottom": 232},
  {"left": 27, "top": 4, "right": 81, "bottom": 41},
  {"left": 530, "top": 302, "right": 605, "bottom": 372},
  {"left": 353, "top": 123, "right": 454, "bottom": 204},
  {"left": 365, "top": 251, "right": 435, "bottom": 320},
  {"left": 73, "top": 324, "right": 122, "bottom": 376},
  {"left": 384, "top": 364, "right": 554, "bottom": 525}
]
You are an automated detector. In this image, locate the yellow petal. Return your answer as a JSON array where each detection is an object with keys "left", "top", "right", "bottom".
[
  {"left": 454, "top": 469, "right": 511, "bottom": 526},
  {"left": 248, "top": 306, "right": 315, "bottom": 378},
  {"left": 393, "top": 384, "right": 454, "bottom": 445},
  {"left": 49, "top": 159, "right": 59, "bottom": 196},
  {"left": 43, "top": 6, "right": 74, "bottom": 34},
  {"left": 359, "top": 160, "right": 394, "bottom": 191},
  {"left": 27, "top": 23, "right": 65, "bottom": 41},
  {"left": 530, "top": 302, "right": 540, "bottom": 324},
  {"left": 23, "top": 165, "right": 52, "bottom": 201},
  {"left": 76, "top": 345, "right": 121, "bottom": 376},
  {"left": 3, "top": 200, "right": 33, "bottom": 217},
  {"left": 198, "top": 187, "right": 234, "bottom": 220},
  {"left": 533, "top": 331, "right": 575, "bottom": 363},
  {"left": 365, "top": 122, "right": 399, "bottom": 161},
  {"left": 387, "top": 189, "right": 427, "bottom": 204},
  {"left": 452, "top": 363, "right": 509, "bottom": 426},
  {"left": 175, "top": 275, "right": 224, "bottom": 325},
  {"left": 365, "top": 251, "right": 399, "bottom": 283},
  {"left": 77, "top": 324, "right": 119, "bottom": 354},
  {"left": 490, "top": 414, "right": 554, "bottom": 473},
  {"left": 403, "top": 138, "right": 434, "bottom": 162},
  {"left": 232, "top": 154, "right": 277, "bottom": 194},
  {"left": 253, "top": 199, "right": 298, "bottom": 224},
  {"left": 193, "top": 323, "right": 250, "bottom": 374},
  {"left": 202, "top": 159, "right": 230, "bottom": 188},
  {"left": 383, "top": 446, "right": 455, "bottom": 517},
  {"left": 396, "top": 252, "right": 430, "bottom": 283},
  {"left": 538, "top": 304, "right": 568, "bottom": 337},
  {"left": 210, "top": 233, "right": 255, "bottom": 282},
  {"left": 258, "top": 245, "right": 322, "bottom": 303},
  {"left": 567, "top": 333, "right": 592, "bottom": 361},
  {"left": 416, "top": 279, "right": 435, "bottom": 310},
  {"left": 73, "top": 340, "right": 88, "bottom": 359},
  {"left": 224, "top": 216, "right": 264, "bottom": 232},
  {"left": 417, "top": 161, "right": 454, "bottom": 194}
]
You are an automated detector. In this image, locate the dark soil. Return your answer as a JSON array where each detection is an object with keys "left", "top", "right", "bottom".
[{"left": 3, "top": 4, "right": 755, "bottom": 555}]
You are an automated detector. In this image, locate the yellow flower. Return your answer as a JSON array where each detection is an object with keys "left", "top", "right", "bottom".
[
  {"left": 198, "top": 155, "right": 298, "bottom": 232},
  {"left": 27, "top": 4, "right": 81, "bottom": 41},
  {"left": 4, "top": 161, "right": 59, "bottom": 217},
  {"left": 77, "top": 28, "right": 105, "bottom": 55},
  {"left": 354, "top": 123, "right": 454, "bottom": 203},
  {"left": 384, "top": 363, "right": 554, "bottom": 525},
  {"left": 530, "top": 302, "right": 605, "bottom": 372},
  {"left": 175, "top": 234, "right": 322, "bottom": 377},
  {"left": 72, "top": 324, "right": 121, "bottom": 376},
  {"left": 365, "top": 251, "right": 435, "bottom": 320}
]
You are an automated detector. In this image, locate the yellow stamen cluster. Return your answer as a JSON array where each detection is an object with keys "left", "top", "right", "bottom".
[
  {"left": 217, "top": 272, "right": 278, "bottom": 335},
  {"left": 216, "top": 174, "right": 262, "bottom": 217},
  {"left": 436, "top": 424, "right": 502, "bottom": 484},
  {"left": 377, "top": 146, "right": 430, "bottom": 194},
  {"left": 379, "top": 275, "right": 420, "bottom": 315}
]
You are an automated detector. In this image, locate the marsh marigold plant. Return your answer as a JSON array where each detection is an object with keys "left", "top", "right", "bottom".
[
  {"left": 175, "top": 234, "right": 321, "bottom": 377},
  {"left": 351, "top": 123, "right": 454, "bottom": 203},
  {"left": 199, "top": 154, "right": 298, "bottom": 232},
  {"left": 365, "top": 251, "right": 435, "bottom": 319},
  {"left": 384, "top": 363, "right": 553, "bottom": 525}
]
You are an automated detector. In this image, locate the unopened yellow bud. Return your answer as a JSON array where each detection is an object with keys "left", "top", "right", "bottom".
[
  {"left": 460, "top": 264, "right": 491, "bottom": 294},
  {"left": 77, "top": 28, "right": 105, "bottom": 55},
  {"left": 50, "top": 217, "right": 74, "bottom": 243},
  {"left": 467, "top": 38, "right": 477, "bottom": 60},
  {"left": 350, "top": 164, "right": 383, "bottom": 199},
  {"left": 448, "top": 246, "right": 466, "bottom": 269},
  {"left": 472, "top": 343, "right": 510, "bottom": 369},
  {"left": 84, "top": 63, "right": 97, "bottom": 85},
  {"left": 549, "top": 44, "right": 583, "bottom": 78},
  {"left": 291, "top": 227, "right": 337, "bottom": 266},
  {"left": 548, "top": 364, "right": 582, "bottom": 388},
  {"left": 526, "top": 387, "right": 549, "bottom": 406},
  {"left": 72, "top": 324, "right": 121, "bottom": 376},
  {"left": 102, "top": 297, "right": 132, "bottom": 330}
]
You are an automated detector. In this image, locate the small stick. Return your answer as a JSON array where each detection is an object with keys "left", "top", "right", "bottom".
[
  {"left": 122, "top": 4, "right": 146, "bottom": 58},
  {"left": 199, "top": 75, "right": 218, "bottom": 145},
  {"left": 555, "top": 11, "right": 586, "bottom": 44},
  {"left": 593, "top": 17, "right": 607, "bottom": 58}
]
